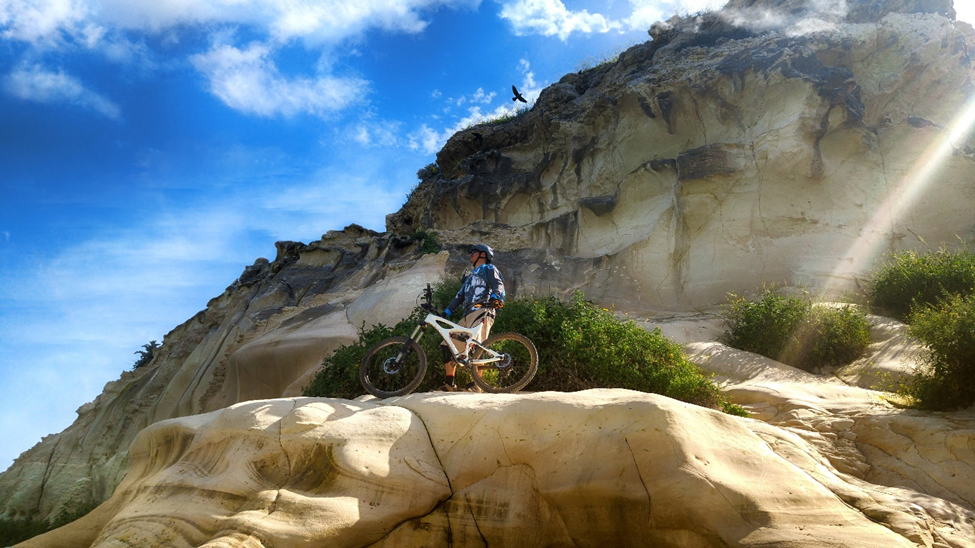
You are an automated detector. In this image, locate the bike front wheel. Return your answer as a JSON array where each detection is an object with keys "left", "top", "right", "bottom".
[
  {"left": 360, "top": 337, "right": 427, "bottom": 398},
  {"left": 470, "top": 332, "right": 538, "bottom": 393}
]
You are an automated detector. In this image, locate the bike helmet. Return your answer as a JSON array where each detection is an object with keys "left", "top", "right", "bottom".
[{"left": 469, "top": 243, "right": 494, "bottom": 263}]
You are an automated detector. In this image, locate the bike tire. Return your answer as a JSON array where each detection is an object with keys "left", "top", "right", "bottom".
[
  {"left": 470, "top": 332, "right": 538, "bottom": 393},
  {"left": 360, "top": 337, "right": 427, "bottom": 398}
]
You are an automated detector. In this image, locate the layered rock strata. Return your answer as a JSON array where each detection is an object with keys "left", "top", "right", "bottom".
[
  {"left": 18, "top": 390, "right": 975, "bottom": 548},
  {"left": 391, "top": 1, "right": 975, "bottom": 309}
]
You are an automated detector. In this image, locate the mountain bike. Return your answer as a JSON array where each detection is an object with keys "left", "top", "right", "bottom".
[{"left": 359, "top": 284, "right": 538, "bottom": 398}]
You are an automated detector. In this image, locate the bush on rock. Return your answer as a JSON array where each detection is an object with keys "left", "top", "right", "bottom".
[
  {"left": 304, "top": 279, "right": 737, "bottom": 413},
  {"left": 722, "top": 288, "right": 870, "bottom": 372}
]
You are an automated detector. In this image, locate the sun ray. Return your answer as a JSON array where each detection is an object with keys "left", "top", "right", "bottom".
[{"left": 821, "top": 95, "right": 975, "bottom": 296}]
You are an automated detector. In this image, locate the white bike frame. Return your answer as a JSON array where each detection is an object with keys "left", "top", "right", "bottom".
[{"left": 406, "top": 313, "right": 504, "bottom": 366}]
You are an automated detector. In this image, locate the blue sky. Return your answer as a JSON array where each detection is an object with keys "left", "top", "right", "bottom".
[
  {"left": 0, "top": 0, "right": 733, "bottom": 474},
  {"left": 0, "top": 0, "right": 973, "bottom": 474}
]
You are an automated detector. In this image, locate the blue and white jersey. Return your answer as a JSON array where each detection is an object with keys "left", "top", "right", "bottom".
[{"left": 447, "top": 264, "right": 505, "bottom": 316}]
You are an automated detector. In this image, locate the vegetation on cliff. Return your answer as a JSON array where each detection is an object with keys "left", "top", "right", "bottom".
[
  {"left": 0, "top": 504, "right": 95, "bottom": 546},
  {"left": 870, "top": 248, "right": 975, "bottom": 321},
  {"left": 906, "top": 293, "right": 975, "bottom": 410},
  {"left": 722, "top": 288, "right": 871, "bottom": 373},
  {"left": 871, "top": 248, "right": 975, "bottom": 410},
  {"left": 304, "top": 278, "right": 744, "bottom": 415},
  {"left": 722, "top": 248, "right": 975, "bottom": 411}
]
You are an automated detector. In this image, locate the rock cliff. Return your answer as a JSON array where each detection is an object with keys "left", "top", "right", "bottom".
[
  {"left": 4, "top": 0, "right": 975, "bottom": 545},
  {"left": 390, "top": 0, "right": 975, "bottom": 309},
  {"left": 17, "top": 390, "right": 975, "bottom": 547}
]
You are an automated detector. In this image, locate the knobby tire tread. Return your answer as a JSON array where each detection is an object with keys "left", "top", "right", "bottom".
[
  {"left": 471, "top": 332, "right": 538, "bottom": 393},
  {"left": 360, "top": 337, "right": 427, "bottom": 398}
]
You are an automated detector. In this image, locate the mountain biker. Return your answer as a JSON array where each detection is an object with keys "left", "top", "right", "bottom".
[{"left": 440, "top": 243, "right": 505, "bottom": 391}]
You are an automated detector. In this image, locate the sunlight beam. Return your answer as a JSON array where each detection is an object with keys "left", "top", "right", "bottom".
[{"left": 823, "top": 95, "right": 975, "bottom": 294}]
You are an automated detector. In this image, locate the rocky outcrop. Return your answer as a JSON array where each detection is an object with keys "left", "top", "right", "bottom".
[
  {"left": 391, "top": 0, "right": 975, "bottom": 310},
  {"left": 5, "top": 0, "right": 975, "bottom": 542},
  {"left": 0, "top": 228, "right": 452, "bottom": 523},
  {"left": 18, "top": 390, "right": 975, "bottom": 548}
]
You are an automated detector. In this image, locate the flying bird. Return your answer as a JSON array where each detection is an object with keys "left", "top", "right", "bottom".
[{"left": 511, "top": 85, "right": 527, "bottom": 103}]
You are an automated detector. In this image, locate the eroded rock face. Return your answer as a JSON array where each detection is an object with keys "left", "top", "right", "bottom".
[
  {"left": 18, "top": 390, "right": 974, "bottom": 548},
  {"left": 5, "top": 0, "right": 975, "bottom": 539},
  {"left": 0, "top": 230, "right": 450, "bottom": 523},
  {"left": 393, "top": 2, "right": 975, "bottom": 310}
]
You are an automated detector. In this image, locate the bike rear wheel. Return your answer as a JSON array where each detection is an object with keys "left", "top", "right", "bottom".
[
  {"left": 470, "top": 332, "right": 538, "bottom": 393},
  {"left": 360, "top": 337, "right": 427, "bottom": 398}
]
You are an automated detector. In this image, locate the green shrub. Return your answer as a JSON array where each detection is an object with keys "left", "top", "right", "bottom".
[
  {"left": 0, "top": 517, "right": 50, "bottom": 546},
  {"left": 794, "top": 305, "right": 872, "bottom": 370},
  {"left": 0, "top": 504, "right": 96, "bottom": 545},
  {"left": 871, "top": 248, "right": 975, "bottom": 320},
  {"left": 574, "top": 44, "right": 628, "bottom": 72},
  {"left": 723, "top": 290, "right": 810, "bottom": 361},
  {"left": 132, "top": 340, "right": 160, "bottom": 369},
  {"left": 303, "top": 278, "right": 466, "bottom": 399},
  {"left": 492, "top": 293, "right": 721, "bottom": 408},
  {"left": 304, "top": 281, "right": 737, "bottom": 413},
  {"left": 721, "top": 401, "right": 750, "bottom": 417},
  {"left": 482, "top": 106, "right": 528, "bottom": 126},
  {"left": 409, "top": 230, "right": 441, "bottom": 254},
  {"left": 903, "top": 293, "right": 975, "bottom": 410},
  {"left": 723, "top": 288, "right": 870, "bottom": 372}
]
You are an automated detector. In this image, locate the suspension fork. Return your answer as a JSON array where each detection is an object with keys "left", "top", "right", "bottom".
[
  {"left": 395, "top": 324, "right": 426, "bottom": 361},
  {"left": 409, "top": 323, "right": 426, "bottom": 343}
]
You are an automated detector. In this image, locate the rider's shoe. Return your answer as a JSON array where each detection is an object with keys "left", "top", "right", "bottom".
[
  {"left": 460, "top": 382, "right": 482, "bottom": 393},
  {"left": 439, "top": 383, "right": 457, "bottom": 392}
]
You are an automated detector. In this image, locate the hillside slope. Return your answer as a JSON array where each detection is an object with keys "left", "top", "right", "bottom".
[{"left": 3, "top": 0, "right": 974, "bottom": 539}]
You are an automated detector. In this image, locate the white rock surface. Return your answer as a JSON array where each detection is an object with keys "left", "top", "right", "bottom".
[{"left": 22, "top": 390, "right": 974, "bottom": 548}]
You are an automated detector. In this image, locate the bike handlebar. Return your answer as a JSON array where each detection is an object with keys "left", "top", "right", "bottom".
[{"left": 420, "top": 284, "right": 442, "bottom": 316}]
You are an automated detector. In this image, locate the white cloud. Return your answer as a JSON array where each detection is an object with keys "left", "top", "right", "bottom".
[
  {"left": 450, "top": 86, "right": 497, "bottom": 107},
  {"left": 409, "top": 123, "right": 449, "bottom": 155},
  {"left": 0, "top": 0, "right": 89, "bottom": 45},
  {"left": 956, "top": 2, "right": 975, "bottom": 26},
  {"left": 410, "top": 59, "right": 541, "bottom": 155},
  {"left": 0, "top": 0, "right": 481, "bottom": 117},
  {"left": 190, "top": 42, "right": 368, "bottom": 117},
  {"left": 625, "top": 0, "right": 728, "bottom": 30},
  {"left": 3, "top": 63, "right": 121, "bottom": 119},
  {"left": 470, "top": 87, "right": 496, "bottom": 104},
  {"left": 345, "top": 119, "right": 402, "bottom": 148},
  {"left": 1, "top": 0, "right": 482, "bottom": 47},
  {"left": 496, "top": 0, "right": 733, "bottom": 39},
  {"left": 498, "top": 0, "right": 620, "bottom": 40}
]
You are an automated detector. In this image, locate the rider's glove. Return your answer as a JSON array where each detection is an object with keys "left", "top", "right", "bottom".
[{"left": 444, "top": 308, "right": 452, "bottom": 317}]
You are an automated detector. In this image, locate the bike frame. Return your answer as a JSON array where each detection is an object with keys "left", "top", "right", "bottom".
[{"left": 405, "top": 313, "right": 504, "bottom": 366}]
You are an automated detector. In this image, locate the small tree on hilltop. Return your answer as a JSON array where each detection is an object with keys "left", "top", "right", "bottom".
[{"left": 133, "top": 340, "right": 160, "bottom": 369}]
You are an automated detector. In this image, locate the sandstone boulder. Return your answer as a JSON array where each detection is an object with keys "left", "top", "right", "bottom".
[{"left": 22, "top": 390, "right": 975, "bottom": 548}]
